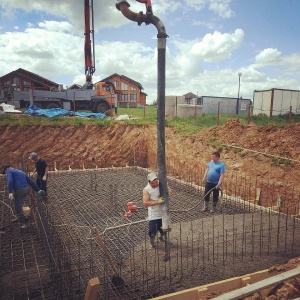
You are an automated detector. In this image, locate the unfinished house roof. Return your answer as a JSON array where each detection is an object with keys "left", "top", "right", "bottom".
[
  {"left": 0, "top": 68, "right": 59, "bottom": 89},
  {"left": 101, "top": 73, "right": 144, "bottom": 90},
  {"left": 183, "top": 92, "right": 198, "bottom": 99}
]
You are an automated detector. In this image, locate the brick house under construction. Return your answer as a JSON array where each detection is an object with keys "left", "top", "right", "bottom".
[{"left": 100, "top": 73, "right": 147, "bottom": 108}]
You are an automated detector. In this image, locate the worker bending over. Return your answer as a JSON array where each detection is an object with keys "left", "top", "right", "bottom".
[{"left": 2, "top": 164, "right": 47, "bottom": 228}]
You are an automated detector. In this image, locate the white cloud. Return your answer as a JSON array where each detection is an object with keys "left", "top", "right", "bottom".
[
  {"left": 38, "top": 20, "right": 73, "bottom": 33},
  {"left": 184, "top": 0, "right": 234, "bottom": 18},
  {"left": 189, "top": 29, "right": 244, "bottom": 62},
  {"left": 184, "top": 0, "right": 206, "bottom": 11},
  {"left": 209, "top": 0, "right": 234, "bottom": 18},
  {"left": 283, "top": 54, "right": 300, "bottom": 73},
  {"left": 192, "top": 20, "right": 214, "bottom": 29},
  {"left": 0, "top": 0, "right": 233, "bottom": 32},
  {"left": 255, "top": 48, "right": 282, "bottom": 64},
  {"left": 252, "top": 49, "right": 300, "bottom": 83},
  {"left": 0, "top": 0, "right": 127, "bottom": 34},
  {"left": 0, "top": 22, "right": 82, "bottom": 78}
]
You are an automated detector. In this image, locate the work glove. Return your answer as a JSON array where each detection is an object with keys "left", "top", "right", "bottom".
[
  {"left": 215, "top": 184, "right": 220, "bottom": 190},
  {"left": 38, "top": 190, "right": 47, "bottom": 197},
  {"left": 42, "top": 175, "right": 47, "bottom": 181},
  {"left": 157, "top": 197, "right": 165, "bottom": 204},
  {"left": 9, "top": 193, "right": 14, "bottom": 200},
  {"left": 202, "top": 178, "right": 207, "bottom": 183}
]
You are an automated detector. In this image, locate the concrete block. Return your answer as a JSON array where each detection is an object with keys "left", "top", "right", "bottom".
[{"left": 177, "top": 104, "right": 202, "bottom": 118}]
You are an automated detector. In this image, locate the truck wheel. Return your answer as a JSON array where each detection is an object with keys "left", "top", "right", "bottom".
[
  {"left": 96, "top": 102, "right": 110, "bottom": 113},
  {"left": 47, "top": 103, "right": 61, "bottom": 109},
  {"left": 29, "top": 102, "right": 43, "bottom": 109}
]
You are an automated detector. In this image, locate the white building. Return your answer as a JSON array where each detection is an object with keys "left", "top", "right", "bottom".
[{"left": 253, "top": 88, "right": 300, "bottom": 116}]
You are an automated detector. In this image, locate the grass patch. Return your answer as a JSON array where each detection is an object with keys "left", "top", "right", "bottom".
[
  {"left": 233, "top": 147, "right": 243, "bottom": 153},
  {"left": 0, "top": 114, "right": 114, "bottom": 126},
  {"left": 1, "top": 106, "right": 300, "bottom": 131},
  {"left": 271, "top": 157, "right": 292, "bottom": 166},
  {"left": 208, "top": 137, "right": 222, "bottom": 147},
  {"left": 117, "top": 107, "right": 157, "bottom": 119}
]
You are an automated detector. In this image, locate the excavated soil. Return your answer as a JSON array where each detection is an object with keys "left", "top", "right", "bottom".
[
  {"left": 1, "top": 119, "right": 300, "bottom": 189},
  {"left": 1, "top": 118, "right": 300, "bottom": 299}
]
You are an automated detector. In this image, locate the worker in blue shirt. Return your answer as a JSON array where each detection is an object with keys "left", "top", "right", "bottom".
[
  {"left": 2, "top": 164, "right": 46, "bottom": 228},
  {"left": 202, "top": 151, "right": 226, "bottom": 213}
]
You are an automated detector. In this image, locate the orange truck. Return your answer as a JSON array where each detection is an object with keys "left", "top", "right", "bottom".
[{"left": 3, "top": 81, "right": 117, "bottom": 114}]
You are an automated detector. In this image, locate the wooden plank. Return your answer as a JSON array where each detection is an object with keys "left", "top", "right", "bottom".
[
  {"left": 212, "top": 267, "right": 300, "bottom": 300},
  {"left": 241, "top": 277, "right": 251, "bottom": 287},
  {"left": 153, "top": 270, "right": 270, "bottom": 300},
  {"left": 84, "top": 277, "right": 100, "bottom": 300},
  {"left": 255, "top": 188, "right": 261, "bottom": 205},
  {"left": 201, "top": 277, "right": 242, "bottom": 293},
  {"left": 153, "top": 289, "right": 199, "bottom": 300},
  {"left": 249, "top": 269, "right": 270, "bottom": 282},
  {"left": 268, "top": 206, "right": 278, "bottom": 211}
]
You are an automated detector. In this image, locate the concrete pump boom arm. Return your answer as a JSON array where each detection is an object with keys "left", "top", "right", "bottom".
[{"left": 84, "top": 0, "right": 95, "bottom": 86}]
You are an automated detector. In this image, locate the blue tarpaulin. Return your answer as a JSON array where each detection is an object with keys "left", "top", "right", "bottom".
[{"left": 25, "top": 104, "right": 106, "bottom": 119}]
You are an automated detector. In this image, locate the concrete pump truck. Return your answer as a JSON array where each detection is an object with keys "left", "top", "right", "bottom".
[{"left": 0, "top": 0, "right": 117, "bottom": 114}]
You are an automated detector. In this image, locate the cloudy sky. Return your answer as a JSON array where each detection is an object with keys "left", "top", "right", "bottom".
[{"left": 1, "top": 0, "right": 300, "bottom": 103}]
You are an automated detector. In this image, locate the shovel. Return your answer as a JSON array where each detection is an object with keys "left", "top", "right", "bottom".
[{"left": 94, "top": 228, "right": 125, "bottom": 290}]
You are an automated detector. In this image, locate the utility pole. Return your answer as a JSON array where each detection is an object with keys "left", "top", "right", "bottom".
[{"left": 236, "top": 72, "right": 242, "bottom": 115}]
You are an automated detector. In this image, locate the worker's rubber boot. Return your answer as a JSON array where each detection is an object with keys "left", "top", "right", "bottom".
[
  {"left": 149, "top": 237, "right": 155, "bottom": 249},
  {"left": 210, "top": 203, "right": 217, "bottom": 213},
  {"left": 201, "top": 202, "right": 209, "bottom": 212},
  {"left": 159, "top": 233, "right": 165, "bottom": 242}
]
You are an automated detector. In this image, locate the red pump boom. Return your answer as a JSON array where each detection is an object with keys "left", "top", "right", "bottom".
[
  {"left": 136, "top": 0, "right": 153, "bottom": 14},
  {"left": 84, "top": 0, "right": 95, "bottom": 88}
]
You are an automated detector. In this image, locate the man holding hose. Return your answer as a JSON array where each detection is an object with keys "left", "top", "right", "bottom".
[
  {"left": 202, "top": 151, "right": 226, "bottom": 213},
  {"left": 143, "top": 172, "right": 165, "bottom": 249}
]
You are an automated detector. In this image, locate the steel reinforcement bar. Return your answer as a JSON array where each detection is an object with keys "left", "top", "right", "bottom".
[{"left": 25, "top": 168, "right": 300, "bottom": 299}]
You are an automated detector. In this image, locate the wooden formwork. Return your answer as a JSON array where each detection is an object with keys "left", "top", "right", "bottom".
[{"left": 151, "top": 267, "right": 300, "bottom": 300}]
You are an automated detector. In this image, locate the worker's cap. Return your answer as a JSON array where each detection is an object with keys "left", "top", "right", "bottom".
[
  {"left": 2, "top": 164, "right": 10, "bottom": 174},
  {"left": 147, "top": 172, "right": 158, "bottom": 182},
  {"left": 28, "top": 152, "right": 37, "bottom": 159}
]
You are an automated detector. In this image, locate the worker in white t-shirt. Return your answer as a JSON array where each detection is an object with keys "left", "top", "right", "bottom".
[{"left": 143, "top": 172, "right": 165, "bottom": 249}]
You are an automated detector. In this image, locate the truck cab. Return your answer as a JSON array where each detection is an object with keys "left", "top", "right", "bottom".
[{"left": 92, "top": 81, "right": 116, "bottom": 112}]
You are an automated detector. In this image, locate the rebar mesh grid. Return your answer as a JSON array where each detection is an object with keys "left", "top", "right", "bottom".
[
  {"left": 1, "top": 168, "right": 300, "bottom": 300},
  {"left": 0, "top": 178, "right": 55, "bottom": 299}
]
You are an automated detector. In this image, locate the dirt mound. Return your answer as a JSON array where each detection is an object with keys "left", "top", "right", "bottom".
[{"left": 1, "top": 121, "right": 300, "bottom": 190}]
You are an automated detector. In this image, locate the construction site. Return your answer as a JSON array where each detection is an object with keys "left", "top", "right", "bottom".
[
  {"left": 1, "top": 120, "right": 300, "bottom": 300},
  {"left": 1, "top": 1, "right": 300, "bottom": 298}
]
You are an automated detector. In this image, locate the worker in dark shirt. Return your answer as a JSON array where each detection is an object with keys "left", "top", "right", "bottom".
[
  {"left": 2, "top": 164, "right": 46, "bottom": 228},
  {"left": 28, "top": 152, "right": 49, "bottom": 195}
]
